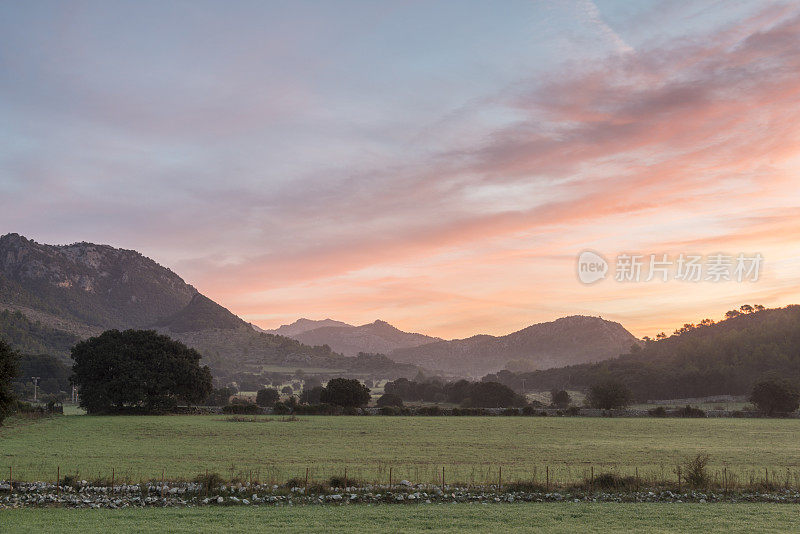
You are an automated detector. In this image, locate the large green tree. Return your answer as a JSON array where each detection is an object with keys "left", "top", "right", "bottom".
[
  {"left": 320, "top": 378, "right": 371, "bottom": 407},
  {"left": 71, "top": 330, "right": 212, "bottom": 414},
  {"left": 0, "top": 337, "right": 19, "bottom": 425},
  {"left": 750, "top": 378, "right": 800, "bottom": 416}
]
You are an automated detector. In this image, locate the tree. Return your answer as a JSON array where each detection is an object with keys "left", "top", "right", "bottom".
[
  {"left": 376, "top": 393, "right": 403, "bottom": 407},
  {"left": 0, "top": 337, "right": 19, "bottom": 425},
  {"left": 550, "top": 389, "right": 571, "bottom": 409},
  {"left": 319, "top": 378, "right": 370, "bottom": 407},
  {"left": 461, "top": 382, "right": 526, "bottom": 408},
  {"left": 300, "top": 385, "right": 324, "bottom": 404},
  {"left": 586, "top": 381, "right": 632, "bottom": 410},
  {"left": 255, "top": 387, "right": 280, "bottom": 407},
  {"left": 71, "top": 330, "right": 212, "bottom": 414},
  {"left": 750, "top": 378, "right": 800, "bottom": 416}
]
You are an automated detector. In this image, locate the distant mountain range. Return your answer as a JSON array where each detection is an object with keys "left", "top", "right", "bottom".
[
  {"left": 268, "top": 315, "right": 638, "bottom": 377},
  {"left": 388, "top": 315, "right": 640, "bottom": 377},
  {"left": 0, "top": 232, "right": 640, "bottom": 379},
  {"left": 265, "top": 318, "right": 441, "bottom": 357}
]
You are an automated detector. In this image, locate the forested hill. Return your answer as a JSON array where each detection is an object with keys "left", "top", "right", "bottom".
[
  {"left": 507, "top": 305, "right": 800, "bottom": 401},
  {"left": 0, "top": 309, "right": 80, "bottom": 358}
]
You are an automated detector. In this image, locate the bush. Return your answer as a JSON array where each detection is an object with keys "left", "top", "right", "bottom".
[
  {"left": 682, "top": 453, "right": 710, "bottom": 488},
  {"left": 255, "top": 388, "right": 280, "bottom": 407},
  {"left": 565, "top": 406, "right": 580, "bottom": 416},
  {"left": 415, "top": 406, "right": 442, "bottom": 416},
  {"left": 221, "top": 403, "right": 262, "bottom": 415},
  {"left": 550, "top": 389, "right": 571, "bottom": 409},
  {"left": 196, "top": 472, "right": 224, "bottom": 493},
  {"left": 750, "top": 378, "right": 800, "bottom": 416},
  {"left": 272, "top": 401, "right": 291, "bottom": 415},
  {"left": 590, "top": 473, "right": 637, "bottom": 490},
  {"left": 376, "top": 393, "right": 404, "bottom": 408},
  {"left": 648, "top": 406, "right": 667, "bottom": 417},
  {"left": 501, "top": 407, "right": 520, "bottom": 416}
]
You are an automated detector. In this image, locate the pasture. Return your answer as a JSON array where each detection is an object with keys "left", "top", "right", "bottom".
[
  {"left": 3, "top": 504, "right": 799, "bottom": 533},
  {"left": 2, "top": 415, "right": 800, "bottom": 487}
]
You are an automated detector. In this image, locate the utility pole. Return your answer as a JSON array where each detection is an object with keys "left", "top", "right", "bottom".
[{"left": 31, "top": 376, "right": 40, "bottom": 403}]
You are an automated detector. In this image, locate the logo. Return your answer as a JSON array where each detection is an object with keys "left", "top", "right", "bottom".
[{"left": 577, "top": 250, "right": 608, "bottom": 284}]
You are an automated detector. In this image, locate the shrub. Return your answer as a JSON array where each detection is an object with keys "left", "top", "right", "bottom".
[
  {"left": 590, "top": 473, "right": 637, "bottom": 490},
  {"left": 272, "top": 401, "right": 291, "bottom": 415},
  {"left": 196, "top": 472, "right": 224, "bottom": 493},
  {"left": 415, "top": 406, "right": 442, "bottom": 416},
  {"left": 550, "top": 389, "right": 571, "bottom": 409},
  {"left": 329, "top": 475, "right": 359, "bottom": 488},
  {"left": 565, "top": 406, "right": 580, "bottom": 416},
  {"left": 648, "top": 406, "right": 667, "bottom": 417},
  {"left": 376, "top": 393, "right": 404, "bottom": 408},
  {"left": 255, "top": 388, "right": 280, "bottom": 407},
  {"left": 682, "top": 453, "right": 710, "bottom": 488},
  {"left": 501, "top": 407, "right": 521, "bottom": 416},
  {"left": 521, "top": 405, "right": 536, "bottom": 416}
]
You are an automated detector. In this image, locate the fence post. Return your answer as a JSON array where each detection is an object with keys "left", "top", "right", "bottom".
[
  {"left": 546, "top": 466, "right": 549, "bottom": 491},
  {"left": 635, "top": 467, "right": 639, "bottom": 492},
  {"left": 56, "top": 466, "right": 60, "bottom": 500},
  {"left": 8, "top": 467, "right": 11, "bottom": 494},
  {"left": 442, "top": 466, "right": 445, "bottom": 491},
  {"left": 389, "top": 467, "right": 392, "bottom": 488},
  {"left": 723, "top": 467, "right": 727, "bottom": 494},
  {"left": 498, "top": 466, "right": 502, "bottom": 491},
  {"left": 305, "top": 467, "right": 309, "bottom": 490},
  {"left": 677, "top": 465, "right": 681, "bottom": 492},
  {"left": 590, "top": 466, "right": 594, "bottom": 492},
  {"left": 344, "top": 467, "right": 347, "bottom": 489}
]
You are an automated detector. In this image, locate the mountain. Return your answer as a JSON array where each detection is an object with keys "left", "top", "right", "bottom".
[
  {"left": 0, "top": 234, "right": 358, "bottom": 374},
  {"left": 264, "top": 318, "right": 353, "bottom": 337},
  {"left": 388, "top": 316, "right": 640, "bottom": 377},
  {"left": 0, "top": 233, "right": 196, "bottom": 330},
  {"left": 285, "top": 319, "right": 442, "bottom": 357},
  {"left": 511, "top": 305, "right": 800, "bottom": 401}
]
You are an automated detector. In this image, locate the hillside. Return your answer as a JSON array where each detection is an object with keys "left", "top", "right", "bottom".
[
  {"left": 389, "top": 316, "right": 639, "bottom": 377},
  {"left": 290, "top": 319, "right": 441, "bottom": 357},
  {"left": 0, "top": 233, "right": 391, "bottom": 375},
  {"left": 513, "top": 306, "right": 800, "bottom": 400}
]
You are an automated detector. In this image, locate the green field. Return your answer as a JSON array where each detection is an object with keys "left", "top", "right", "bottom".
[
  {"left": 2, "top": 504, "right": 798, "bottom": 533},
  {"left": 3, "top": 415, "right": 800, "bottom": 486}
]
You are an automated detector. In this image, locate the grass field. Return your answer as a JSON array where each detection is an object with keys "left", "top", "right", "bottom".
[
  {"left": 3, "top": 415, "right": 800, "bottom": 486},
  {"left": 2, "top": 504, "right": 799, "bottom": 533}
]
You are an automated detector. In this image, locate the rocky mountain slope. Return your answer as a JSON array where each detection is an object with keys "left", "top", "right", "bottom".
[
  {"left": 0, "top": 234, "right": 357, "bottom": 373},
  {"left": 389, "top": 316, "right": 640, "bottom": 377}
]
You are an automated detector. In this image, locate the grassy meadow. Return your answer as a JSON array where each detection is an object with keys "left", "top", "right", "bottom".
[
  {"left": 2, "top": 414, "right": 800, "bottom": 486},
  {"left": 3, "top": 504, "right": 799, "bottom": 533}
]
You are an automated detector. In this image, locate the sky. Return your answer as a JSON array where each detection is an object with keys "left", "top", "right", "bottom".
[{"left": 2, "top": 0, "right": 800, "bottom": 340}]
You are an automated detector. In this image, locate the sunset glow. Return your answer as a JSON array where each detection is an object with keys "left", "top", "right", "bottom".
[{"left": 2, "top": 1, "right": 800, "bottom": 339}]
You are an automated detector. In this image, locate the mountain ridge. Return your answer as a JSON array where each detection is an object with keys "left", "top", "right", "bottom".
[{"left": 389, "top": 315, "right": 640, "bottom": 377}]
